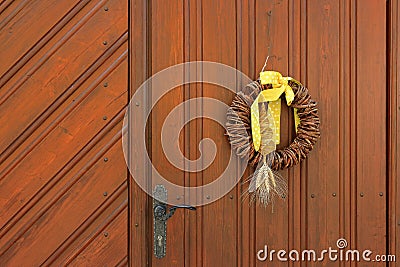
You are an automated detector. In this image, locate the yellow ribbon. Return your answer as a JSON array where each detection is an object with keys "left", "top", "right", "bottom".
[{"left": 251, "top": 71, "right": 301, "bottom": 151}]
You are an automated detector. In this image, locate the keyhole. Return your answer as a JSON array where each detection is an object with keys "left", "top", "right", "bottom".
[{"left": 157, "top": 235, "right": 163, "bottom": 247}]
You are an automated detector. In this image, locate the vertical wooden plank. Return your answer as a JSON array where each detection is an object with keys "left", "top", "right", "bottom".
[
  {"left": 349, "top": 1, "right": 357, "bottom": 266},
  {"left": 388, "top": 0, "right": 400, "bottom": 265},
  {"left": 237, "top": 0, "right": 257, "bottom": 266},
  {"left": 288, "top": 0, "right": 301, "bottom": 266},
  {"left": 254, "top": 1, "right": 289, "bottom": 266},
  {"left": 299, "top": 0, "right": 308, "bottom": 264},
  {"left": 201, "top": 0, "right": 237, "bottom": 266},
  {"left": 340, "top": 1, "right": 352, "bottom": 267},
  {"left": 355, "top": 0, "right": 387, "bottom": 259},
  {"left": 306, "top": 1, "right": 341, "bottom": 266},
  {"left": 184, "top": 1, "right": 203, "bottom": 267},
  {"left": 236, "top": 0, "right": 257, "bottom": 266},
  {"left": 129, "top": 0, "right": 149, "bottom": 266},
  {"left": 150, "top": 1, "right": 185, "bottom": 266}
]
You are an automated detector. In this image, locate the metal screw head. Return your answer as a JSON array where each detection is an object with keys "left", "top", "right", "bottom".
[
  {"left": 135, "top": 102, "right": 140, "bottom": 106},
  {"left": 103, "top": 41, "right": 108, "bottom": 45},
  {"left": 103, "top": 82, "right": 108, "bottom": 87},
  {"left": 103, "top": 116, "right": 107, "bottom": 120},
  {"left": 206, "top": 195, "right": 210, "bottom": 200},
  {"left": 104, "top": 157, "right": 108, "bottom": 162},
  {"left": 311, "top": 194, "right": 315, "bottom": 198},
  {"left": 332, "top": 193, "right": 337, "bottom": 197},
  {"left": 135, "top": 223, "right": 139, "bottom": 227},
  {"left": 104, "top": 6, "right": 109, "bottom": 11},
  {"left": 104, "top": 232, "right": 109, "bottom": 237},
  {"left": 360, "top": 192, "right": 364, "bottom": 197},
  {"left": 379, "top": 192, "right": 384, "bottom": 197},
  {"left": 103, "top": 191, "right": 108, "bottom": 196},
  {"left": 229, "top": 195, "right": 233, "bottom": 199}
]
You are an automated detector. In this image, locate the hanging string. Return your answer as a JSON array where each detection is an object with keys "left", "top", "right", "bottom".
[{"left": 261, "top": 10, "right": 275, "bottom": 73}]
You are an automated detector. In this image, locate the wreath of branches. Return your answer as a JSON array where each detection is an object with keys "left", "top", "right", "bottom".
[{"left": 226, "top": 80, "right": 320, "bottom": 170}]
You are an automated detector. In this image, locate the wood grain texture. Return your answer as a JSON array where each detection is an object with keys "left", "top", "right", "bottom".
[
  {"left": 150, "top": 0, "right": 185, "bottom": 266},
  {"left": 388, "top": 0, "right": 400, "bottom": 266},
  {"left": 0, "top": 0, "right": 128, "bottom": 265},
  {"left": 254, "top": 1, "right": 290, "bottom": 267},
  {"left": 131, "top": 0, "right": 396, "bottom": 266},
  {"left": 306, "top": 1, "right": 341, "bottom": 266},
  {"left": 355, "top": 0, "right": 387, "bottom": 259}
]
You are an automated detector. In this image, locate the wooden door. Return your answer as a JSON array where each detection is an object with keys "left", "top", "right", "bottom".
[
  {"left": 0, "top": 0, "right": 128, "bottom": 265},
  {"left": 129, "top": 0, "right": 400, "bottom": 267}
]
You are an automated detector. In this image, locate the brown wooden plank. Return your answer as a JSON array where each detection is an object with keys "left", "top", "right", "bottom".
[
  {"left": 349, "top": 1, "right": 357, "bottom": 267},
  {"left": 237, "top": 0, "right": 256, "bottom": 266},
  {"left": 305, "top": 1, "right": 341, "bottom": 266},
  {"left": 388, "top": 0, "right": 400, "bottom": 265},
  {"left": 339, "top": 1, "right": 352, "bottom": 267},
  {"left": 184, "top": 1, "right": 203, "bottom": 267},
  {"left": 355, "top": 0, "right": 387, "bottom": 258},
  {"left": 150, "top": 0, "right": 185, "bottom": 266},
  {"left": 253, "top": 1, "right": 290, "bottom": 266},
  {"left": 129, "top": 0, "right": 150, "bottom": 266},
  {"left": 288, "top": 0, "right": 302, "bottom": 266},
  {"left": 201, "top": 0, "right": 237, "bottom": 266}
]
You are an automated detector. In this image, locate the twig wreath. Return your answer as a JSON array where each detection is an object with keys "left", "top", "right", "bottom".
[{"left": 226, "top": 71, "right": 320, "bottom": 206}]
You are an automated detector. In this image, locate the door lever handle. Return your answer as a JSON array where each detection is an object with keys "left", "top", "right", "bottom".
[
  {"left": 154, "top": 204, "right": 196, "bottom": 221},
  {"left": 169, "top": 204, "right": 196, "bottom": 214},
  {"left": 153, "top": 185, "right": 196, "bottom": 258}
]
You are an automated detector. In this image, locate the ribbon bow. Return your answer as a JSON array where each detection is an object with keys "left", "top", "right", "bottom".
[{"left": 251, "top": 71, "right": 300, "bottom": 151}]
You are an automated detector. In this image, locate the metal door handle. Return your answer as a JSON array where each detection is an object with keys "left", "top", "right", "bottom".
[{"left": 153, "top": 185, "right": 196, "bottom": 258}]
